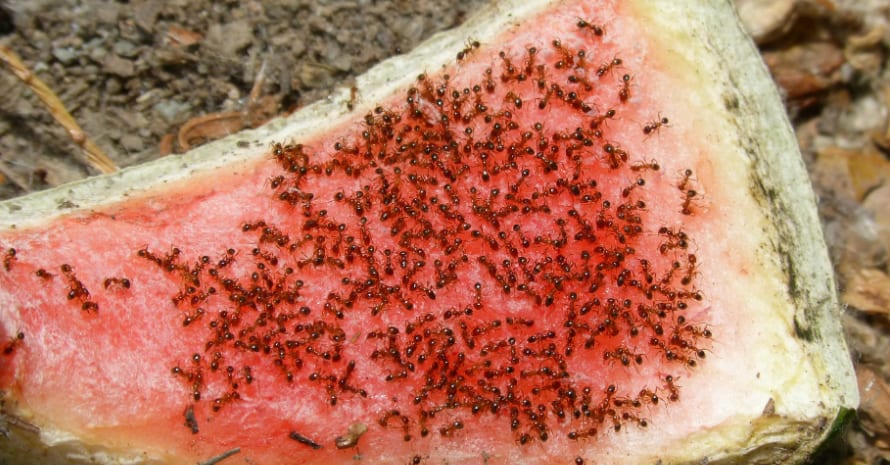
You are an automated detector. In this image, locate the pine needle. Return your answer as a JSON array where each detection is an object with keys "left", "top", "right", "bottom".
[{"left": 0, "top": 44, "right": 117, "bottom": 174}]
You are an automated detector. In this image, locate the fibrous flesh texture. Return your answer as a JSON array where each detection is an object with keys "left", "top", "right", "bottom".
[{"left": 0, "top": 1, "right": 857, "bottom": 465}]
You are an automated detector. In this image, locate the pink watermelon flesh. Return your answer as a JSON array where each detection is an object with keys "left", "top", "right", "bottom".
[{"left": 1, "top": 1, "right": 755, "bottom": 464}]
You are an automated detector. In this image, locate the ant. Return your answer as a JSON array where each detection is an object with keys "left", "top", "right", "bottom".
[
  {"left": 596, "top": 57, "right": 622, "bottom": 78},
  {"left": 576, "top": 18, "right": 604, "bottom": 36},
  {"left": 618, "top": 74, "right": 633, "bottom": 102},
  {"left": 643, "top": 115, "right": 669, "bottom": 135},
  {"left": 3, "top": 332, "right": 24, "bottom": 355},
  {"left": 457, "top": 39, "right": 481, "bottom": 61},
  {"left": 3, "top": 248, "right": 15, "bottom": 271}
]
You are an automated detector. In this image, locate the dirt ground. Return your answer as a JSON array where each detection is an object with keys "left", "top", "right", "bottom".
[{"left": 1, "top": 0, "right": 890, "bottom": 463}]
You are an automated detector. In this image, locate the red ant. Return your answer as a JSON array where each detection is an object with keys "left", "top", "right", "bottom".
[
  {"left": 678, "top": 168, "right": 695, "bottom": 191},
  {"left": 3, "top": 332, "right": 24, "bottom": 355},
  {"left": 589, "top": 109, "right": 615, "bottom": 129},
  {"left": 182, "top": 307, "right": 206, "bottom": 327},
  {"left": 103, "top": 277, "right": 131, "bottom": 290},
  {"left": 596, "top": 57, "right": 622, "bottom": 77},
  {"left": 576, "top": 18, "right": 604, "bottom": 36},
  {"left": 603, "top": 142, "right": 628, "bottom": 169},
  {"left": 3, "top": 248, "right": 15, "bottom": 271},
  {"left": 681, "top": 187, "right": 699, "bottom": 215},
  {"left": 551, "top": 39, "right": 576, "bottom": 69},
  {"left": 456, "top": 39, "right": 480, "bottom": 61},
  {"left": 631, "top": 159, "right": 660, "bottom": 172},
  {"left": 35, "top": 268, "right": 54, "bottom": 280},
  {"left": 212, "top": 391, "right": 241, "bottom": 412},
  {"left": 346, "top": 84, "right": 359, "bottom": 111},
  {"left": 681, "top": 253, "right": 699, "bottom": 285},
  {"left": 619, "top": 74, "right": 633, "bottom": 102},
  {"left": 664, "top": 375, "right": 680, "bottom": 402},
  {"left": 643, "top": 115, "right": 669, "bottom": 135}
]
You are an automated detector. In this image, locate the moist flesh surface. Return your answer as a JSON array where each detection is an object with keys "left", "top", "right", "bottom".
[{"left": 0, "top": 1, "right": 717, "bottom": 464}]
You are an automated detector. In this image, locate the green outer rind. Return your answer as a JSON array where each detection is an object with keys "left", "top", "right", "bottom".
[
  {"left": 0, "top": 0, "right": 858, "bottom": 464},
  {"left": 802, "top": 407, "right": 858, "bottom": 465}
]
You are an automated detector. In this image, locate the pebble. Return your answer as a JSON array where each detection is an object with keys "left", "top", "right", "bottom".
[
  {"left": 104, "top": 55, "right": 135, "bottom": 78},
  {"left": 51, "top": 47, "right": 78, "bottom": 65},
  {"left": 89, "top": 45, "right": 106, "bottom": 63},
  {"left": 113, "top": 40, "right": 138, "bottom": 58},
  {"left": 205, "top": 20, "right": 253, "bottom": 57},
  {"left": 154, "top": 100, "right": 192, "bottom": 124},
  {"left": 735, "top": 0, "right": 795, "bottom": 44},
  {"left": 120, "top": 134, "right": 145, "bottom": 153}
]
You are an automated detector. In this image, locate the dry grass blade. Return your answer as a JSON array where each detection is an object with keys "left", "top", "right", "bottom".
[{"left": 0, "top": 45, "right": 117, "bottom": 174}]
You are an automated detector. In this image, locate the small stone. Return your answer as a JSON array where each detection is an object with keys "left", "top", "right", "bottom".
[
  {"left": 113, "top": 40, "right": 138, "bottom": 58},
  {"left": 295, "top": 63, "right": 335, "bottom": 90},
  {"left": 133, "top": 0, "right": 161, "bottom": 32},
  {"left": 51, "top": 47, "right": 78, "bottom": 65},
  {"left": 95, "top": 3, "right": 119, "bottom": 25},
  {"left": 154, "top": 100, "right": 191, "bottom": 124},
  {"left": 120, "top": 134, "right": 145, "bottom": 153},
  {"left": 735, "top": 0, "right": 795, "bottom": 44},
  {"left": 104, "top": 55, "right": 135, "bottom": 77},
  {"left": 205, "top": 20, "right": 253, "bottom": 57},
  {"left": 88, "top": 45, "right": 106, "bottom": 63},
  {"left": 104, "top": 77, "right": 122, "bottom": 95}
]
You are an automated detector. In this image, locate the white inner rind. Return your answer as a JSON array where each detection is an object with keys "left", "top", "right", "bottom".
[{"left": 0, "top": 0, "right": 857, "bottom": 464}]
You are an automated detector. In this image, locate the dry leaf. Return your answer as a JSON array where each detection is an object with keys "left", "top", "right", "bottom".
[
  {"left": 871, "top": 84, "right": 890, "bottom": 152},
  {"left": 842, "top": 268, "right": 890, "bottom": 316},
  {"left": 862, "top": 182, "right": 890, "bottom": 258},
  {"left": 816, "top": 146, "right": 890, "bottom": 202},
  {"left": 846, "top": 150, "right": 890, "bottom": 202},
  {"left": 812, "top": 147, "right": 857, "bottom": 201},
  {"left": 858, "top": 366, "right": 890, "bottom": 440},
  {"left": 177, "top": 112, "right": 245, "bottom": 151},
  {"left": 166, "top": 25, "right": 204, "bottom": 48},
  {"left": 845, "top": 24, "right": 886, "bottom": 74},
  {"left": 762, "top": 41, "right": 845, "bottom": 107}
]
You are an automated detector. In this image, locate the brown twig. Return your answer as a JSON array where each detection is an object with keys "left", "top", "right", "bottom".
[
  {"left": 176, "top": 112, "right": 244, "bottom": 152},
  {"left": 0, "top": 44, "right": 117, "bottom": 174}
]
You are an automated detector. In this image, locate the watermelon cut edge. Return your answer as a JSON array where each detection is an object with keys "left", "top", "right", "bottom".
[{"left": 0, "top": 1, "right": 858, "bottom": 464}]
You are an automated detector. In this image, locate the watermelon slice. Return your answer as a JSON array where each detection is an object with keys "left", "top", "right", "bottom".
[{"left": 0, "top": 0, "right": 857, "bottom": 464}]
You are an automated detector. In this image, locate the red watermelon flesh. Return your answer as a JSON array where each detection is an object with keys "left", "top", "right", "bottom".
[{"left": 0, "top": 1, "right": 856, "bottom": 464}]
